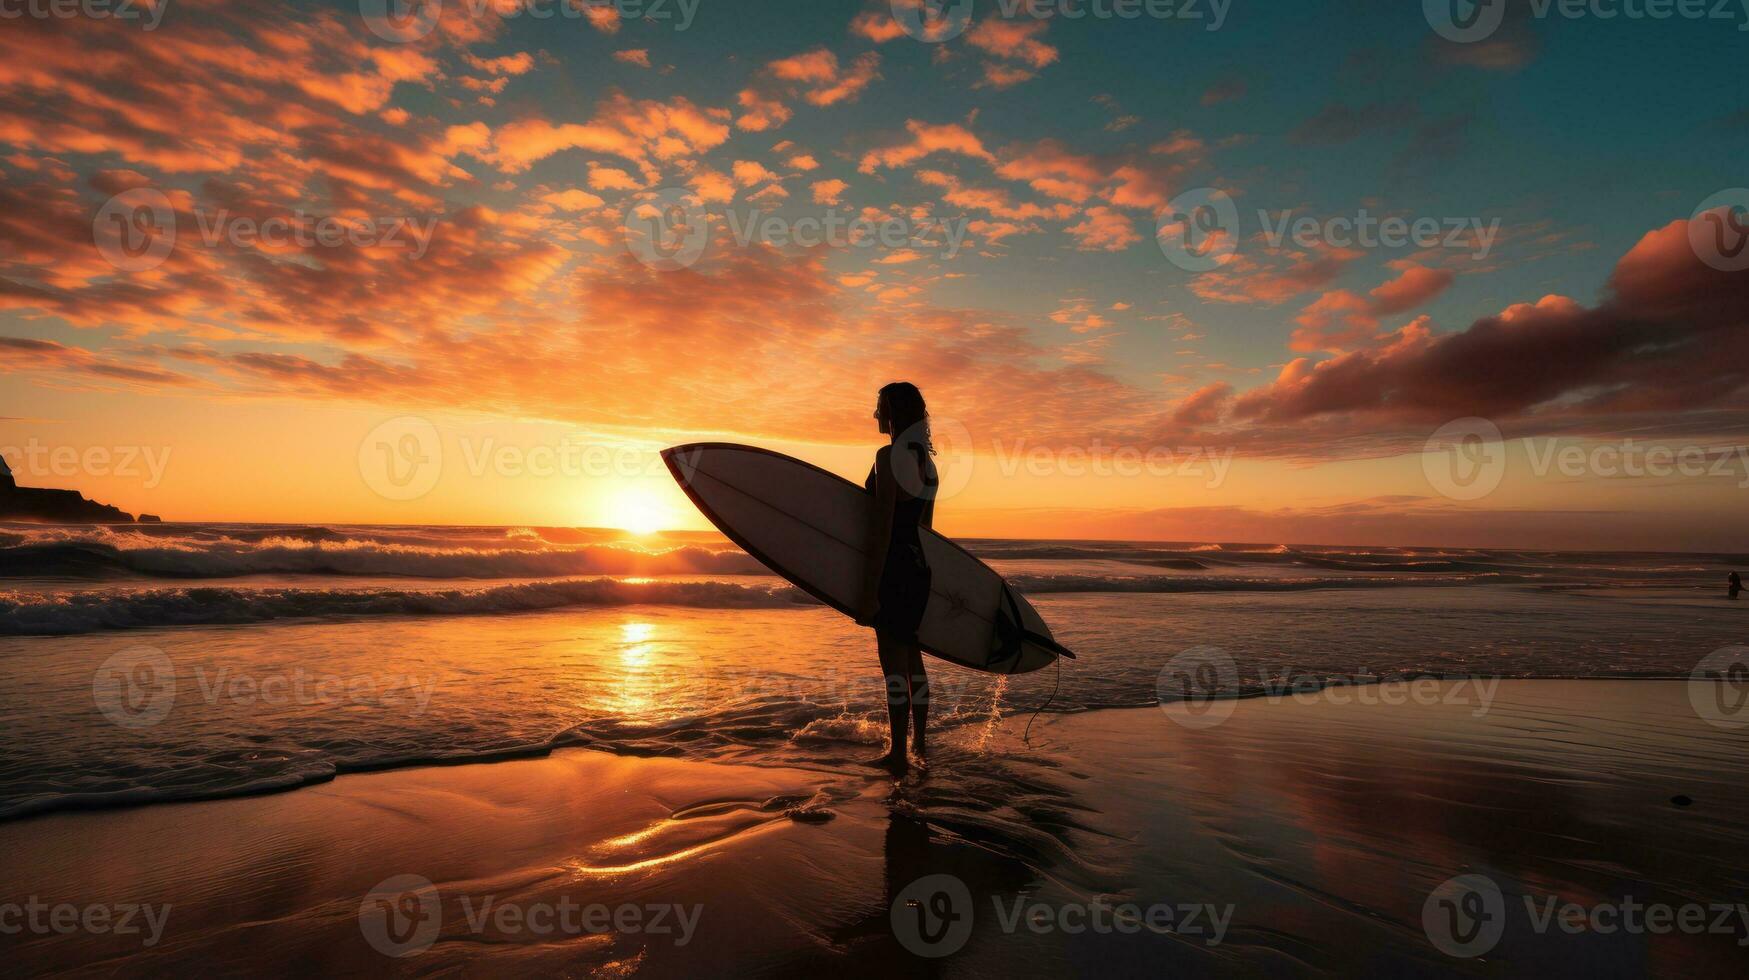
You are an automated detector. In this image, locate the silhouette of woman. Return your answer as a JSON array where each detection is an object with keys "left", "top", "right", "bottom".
[
  {"left": 855, "top": 382, "right": 939, "bottom": 775},
  {"left": 1729, "top": 571, "right": 1741, "bottom": 600}
]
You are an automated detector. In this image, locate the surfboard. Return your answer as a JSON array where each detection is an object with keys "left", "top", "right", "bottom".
[{"left": 662, "top": 443, "right": 1075, "bottom": 675}]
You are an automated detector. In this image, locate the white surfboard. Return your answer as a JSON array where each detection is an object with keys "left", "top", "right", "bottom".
[{"left": 662, "top": 443, "right": 1074, "bottom": 675}]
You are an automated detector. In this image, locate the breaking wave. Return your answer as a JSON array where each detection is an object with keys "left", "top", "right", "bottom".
[
  {"left": 0, "top": 578, "right": 811, "bottom": 636},
  {"left": 0, "top": 524, "right": 763, "bottom": 580}
]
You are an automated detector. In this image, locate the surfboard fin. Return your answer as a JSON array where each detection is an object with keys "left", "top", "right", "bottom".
[{"left": 992, "top": 584, "right": 1077, "bottom": 669}]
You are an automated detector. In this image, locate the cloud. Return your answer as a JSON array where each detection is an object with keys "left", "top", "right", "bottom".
[
  {"left": 732, "top": 160, "right": 781, "bottom": 187},
  {"left": 1233, "top": 218, "right": 1749, "bottom": 445},
  {"left": 916, "top": 170, "right": 1074, "bottom": 222},
  {"left": 580, "top": 3, "right": 621, "bottom": 33},
  {"left": 851, "top": 0, "right": 962, "bottom": 43},
  {"left": 994, "top": 138, "right": 1201, "bottom": 213},
  {"left": 1290, "top": 263, "right": 1455, "bottom": 352},
  {"left": 978, "top": 63, "right": 1040, "bottom": 89},
  {"left": 1369, "top": 263, "right": 1455, "bottom": 315},
  {"left": 735, "top": 89, "right": 792, "bottom": 132},
  {"left": 849, "top": 6, "right": 911, "bottom": 43},
  {"left": 3, "top": 0, "right": 1736, "bottom": 490},
  {"left": 540, "top": 188, "right": 607, "bottom": 211},
  {"left": 613, "top": 49, "right": 652, "bottom": 68},
  {"left": 688, "top": 167, "right": 736, "bottom": 204},
  {"left": 1091, "top": 94, "right": 1138, "bottom": 131},
  {"left": 1049, "top": 297, "right": 1111, "bottom": 333},
  {"left": 765, "top": 48, "right": 882, "bottom": 106},
  {"left": 859, "top": 120, "right": 994, "bottom": 172},
  {"left": 967, "top": 219, "right": 1031, "bottom": 245},
  {"left": 0, "top": 173, "right": 572, "bottom": 344},
  {"left": 966, "top": 18, "right": 1057, "bottom": 68},
  {"left": 483, "top": 92, "right": 731, "bottom": 178},
  {"left": 1172, "top": 382, "right": 1233, "bottom": 425},
  {"left": 1188, "top": 244, "right": 1366, "bottom": 306},
  {"left": 1065, "top": 207, "right": 1139, "bottom": 252},
  {"left": 966, "top": 17, "right": 1057, "bottom": 87},
  {"left": 999, "top": 498, "right": 1744, "bottom": 552},
  {"left": 588, "top": 166, "right": 642, "bottom": 191},
  {"left": 1201, "top": 78, "right": 1247, "bottom": 106},
  {"left": 0, "top": 337, "right": 197, "bottom": 388},
  {"left": 811, "top": 179, "right": 849, "bottom": 205},
  {"left": 0, "top": 1, "right": 459, "bottom": 175}
]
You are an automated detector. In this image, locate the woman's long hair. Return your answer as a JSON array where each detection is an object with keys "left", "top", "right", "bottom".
[{"left": 879, "top": 381, "right": 934, "bottom": 455}]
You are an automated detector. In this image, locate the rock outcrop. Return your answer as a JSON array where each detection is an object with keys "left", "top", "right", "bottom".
[{"left": 0, "top": 457, "right": 142, "bottom": 523}]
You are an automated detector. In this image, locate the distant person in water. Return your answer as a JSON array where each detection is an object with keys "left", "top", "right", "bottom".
[
  {"left": 1730, "top": 572, "right": 1741, "bottom": 600},
  {"left": 855, "top": 382, "right": 939, "bottom": 776}
]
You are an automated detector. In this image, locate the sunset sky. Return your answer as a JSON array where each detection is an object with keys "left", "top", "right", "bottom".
[{"left": 2, "top": 0, "right": 1746, "bottom": 548}]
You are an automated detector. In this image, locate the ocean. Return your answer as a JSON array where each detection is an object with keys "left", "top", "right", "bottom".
[{"left": 1, "top": 522, "right": 1743, "bottom": 822}]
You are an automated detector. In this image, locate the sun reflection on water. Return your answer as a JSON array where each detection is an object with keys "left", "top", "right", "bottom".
[{"left": 603, "top": 620, "right": 663, "bottom": 718}]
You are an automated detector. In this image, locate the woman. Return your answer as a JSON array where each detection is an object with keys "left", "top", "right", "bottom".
[{"left": 855, "top": 382, "right": 939, "bottom": 776}]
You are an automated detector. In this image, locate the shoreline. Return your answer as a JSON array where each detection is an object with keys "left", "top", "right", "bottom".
[
  {"left": 0, "top": 673, "right": 1734, "bottom": 825},
  {"left": 6, "top": 680, "right": 1748, "bottom": 977}
]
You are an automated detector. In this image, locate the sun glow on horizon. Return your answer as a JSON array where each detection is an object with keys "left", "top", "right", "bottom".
[{"left": 608, "top": 489, "right": 675, "bottom": 536}]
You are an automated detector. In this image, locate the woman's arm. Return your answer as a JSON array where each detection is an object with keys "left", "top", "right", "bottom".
[{"left": 857, "top": 447, "right": 896, "bottom": 623}]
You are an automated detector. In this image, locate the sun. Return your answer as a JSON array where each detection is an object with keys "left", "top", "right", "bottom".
[{"left": 608, "top": 489, "right": 669, "bottom": 535}]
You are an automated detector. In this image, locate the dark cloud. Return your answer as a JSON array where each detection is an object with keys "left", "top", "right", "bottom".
[{"left": 1229, "top": 219, "right": 1749, "bottom": 446}]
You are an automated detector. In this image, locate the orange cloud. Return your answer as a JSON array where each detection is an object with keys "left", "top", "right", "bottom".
[
  {"left": 859, "top": 120, "right": 993, "bottom": 173},
  {"left": 812, "top": 179, "right": 850, "bottom": 205},
  {"left": 484, "top": 93, "right": 730, "bottom": 179},
  {"left": 1236, "top": 218, "right": 1749, "bottom": 441},
  {"left": 1172, "top": 382, "right": 1234, "bottom": 425},
  {"left": 1290, "top": 264, "right": 1456, "bottom": 352},
  {"left": 1189, "top": 244, "right": 1367, "bottom": 306},
  {"left": 966, "top": 17, "right": 1058, "bottom": 69},
  {"left": 849, "top": 8, "right": 910, "bottom": 43},
  {"left": 766, "top": 48, "right": 882, "bottom": 107},
  {"left": 735, "top": 89, "right": 792, "bottom": 132},
  {"left": 1065, "top": 207, "right": 1139, "bottom": 252}
]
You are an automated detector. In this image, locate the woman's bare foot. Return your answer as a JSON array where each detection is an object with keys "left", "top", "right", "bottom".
[{"left": 863, "top": 751, "right": 909, "bottom": 775}]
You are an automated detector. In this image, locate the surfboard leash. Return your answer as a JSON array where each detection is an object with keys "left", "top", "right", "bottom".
[{"left": 1022, "top": 655, "right": 1062, "bottom": 747}]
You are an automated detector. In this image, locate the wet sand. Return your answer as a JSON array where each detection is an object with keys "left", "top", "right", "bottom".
[{"left": 5, "top": 680, "right": 1747, "bottom": 978}]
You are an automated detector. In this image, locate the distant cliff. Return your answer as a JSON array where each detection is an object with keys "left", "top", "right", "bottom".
[{"left": 0, "top": 460, "right": 142, "bottom": 523}]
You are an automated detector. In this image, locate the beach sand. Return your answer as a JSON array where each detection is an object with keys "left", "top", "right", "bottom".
[{"left": 6, "top": 680, "right": 1747, "bottom": 978}]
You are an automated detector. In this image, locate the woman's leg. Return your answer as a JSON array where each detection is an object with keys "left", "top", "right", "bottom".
[
  {"left": 907, "top": 645, "right": 928, "bottom": 759},
  {"left": 875, "top": 630, "right": 910, "bottom": 772}
]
